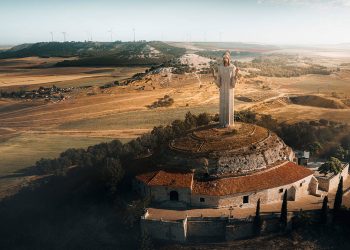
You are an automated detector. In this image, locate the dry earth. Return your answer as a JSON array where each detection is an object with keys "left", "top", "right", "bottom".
[{"left": 0, "top": 52, "right": 350, "bottom": 194}]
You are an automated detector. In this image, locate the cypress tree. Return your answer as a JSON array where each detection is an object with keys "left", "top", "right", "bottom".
[
  {"left": 320, "top": 195, "right": 328, "bottom": 224},
  {"left": 333, "top": 176, "right": 343, "bottom": 222},
  {"left": 253, "top": 198, "right": 262, "bottom": 236},
  {"left": 280, "top": 190, "right": 288, "bottom": 229}
]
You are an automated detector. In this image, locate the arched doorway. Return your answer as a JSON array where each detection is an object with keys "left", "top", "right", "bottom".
[
  {"left": 288, "top": 186, "right": 297, "bottom": 201},
  {"left": 169, "top": 190, "right": 179, "bottom": 201}
]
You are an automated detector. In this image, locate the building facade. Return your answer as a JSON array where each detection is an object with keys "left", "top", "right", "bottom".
[{"left": 135, "top": 161, "right": 317, "bottom": 208}]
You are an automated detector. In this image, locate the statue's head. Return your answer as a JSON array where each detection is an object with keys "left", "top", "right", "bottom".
[{"left": 223, "top": 54, "right": 230, "bottom": 67}]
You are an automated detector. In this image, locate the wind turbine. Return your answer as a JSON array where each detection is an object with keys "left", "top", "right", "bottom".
[
  {"left": 108, "top": 29, "right": 113, "bottom": 42},
  {"left": 62, "top": 32, "right": 67, "bottom": 42},
  {"left": 85, "top": 30, "right": 90, "bottom": 42},
  {"left": 50, "top": 32, "right": 54, "bottom": 42}
]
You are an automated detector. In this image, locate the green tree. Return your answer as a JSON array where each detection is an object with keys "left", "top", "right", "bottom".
[
  {"left": 171, "top": 119, "right": 187, "bottom": 137},
  {"left": 102, "top": 157, "right": 124, "bottom": 193},
  {"left": 320, "top": 195, "right": 328, "bottom": 224},
  {"left": 341, "top": 134, "right": 350, "bottom": 150},
  {"left": 307, "top": 141, "right": 322, "bottom": 156},
  {"left": 184, "top": 111, "right": 197, "bottom": 130},
  {"left": 257, "top": 114, "right": 278, "bottom": 131},
  {"left": 60, "top": 148, "right": 85, "bottom": 165},
  {"left": 319, "top": 119, "right": 329, "bottom": 126},
  {"left": 280, "top": 190, "right": 288, "bottom": 230},
  {"left": 318, "top": 157, "right": 342, "bottom": 176},
  {"left": 197, "top": 113, "right": 211, "bottom": 126},
  {"left": 333, "top": 176, "right": 343, "bottom": 222},
  {"left": 253, "top": 198, "right": 262, "bottom": 236},
  {"left": 332, "top": 146, "right": 347, "bottom": 161},
  {"left": 234, "top": 110, "right": 257, "bottom": 124}
]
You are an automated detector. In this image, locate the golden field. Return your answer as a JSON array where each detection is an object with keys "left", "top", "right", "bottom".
[{"left": 0, "top": 51, "right": 350, "bottom": 194}]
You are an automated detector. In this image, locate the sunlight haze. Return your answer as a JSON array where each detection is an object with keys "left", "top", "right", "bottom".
[{"left": 1, "top": 0, "right": 350, "bottom": 45}]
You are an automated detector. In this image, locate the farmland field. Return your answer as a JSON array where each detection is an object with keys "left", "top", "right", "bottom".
[{"left": 1, "top": 44, "right": 350, "bottom": 196}]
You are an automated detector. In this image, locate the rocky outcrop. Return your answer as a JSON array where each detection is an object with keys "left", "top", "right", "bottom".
[{"left": 162, "top": 123, "right": 294, "bottom": 177}]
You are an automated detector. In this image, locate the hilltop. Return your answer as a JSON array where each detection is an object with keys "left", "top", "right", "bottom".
[{"left": 0, "top": 41, "right": 186, "bottom": 67}]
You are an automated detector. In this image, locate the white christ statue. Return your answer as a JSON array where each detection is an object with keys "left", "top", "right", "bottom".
[{"left": 213, "top": 52, "right": 239, "bottom": 127}]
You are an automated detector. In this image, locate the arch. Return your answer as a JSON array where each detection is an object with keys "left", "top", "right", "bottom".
[
  {"left": 288, "top": 186, "right": 297, "bottom": 201},
  {"left": 169, "top": 190, "right": 179, "bottom": 201}
]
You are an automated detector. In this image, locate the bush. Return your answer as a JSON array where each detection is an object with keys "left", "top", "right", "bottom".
[
  {"left": 318, "top": 157, "right": 342, "bottom": 176},
  {"left": 147, "top": 95, "right": 174, "bottom": 109},
  {"left": 341, "top": 135, "right": 350, "bottom": 150},
  {"left": 184, "top": 111, "right": 197, "bottom": 129},
  {"left": 101, "top": 157, "right": 124, "bottom": 193},
  {"left": 234, "top": 110, "right": 257, "bottom": 123},
  {"left": 196, "top": 113, "right": 211, "bottom": 126}
]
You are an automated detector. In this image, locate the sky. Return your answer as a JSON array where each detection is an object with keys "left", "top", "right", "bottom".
[{"left": 0, "top": 0, "right": 350, "bottom": 45}]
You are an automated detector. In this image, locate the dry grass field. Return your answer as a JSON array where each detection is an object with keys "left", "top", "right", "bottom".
[
  {"left": 0, "top": 57, "right": 147, "bottom": 89},
  {"left": 0, "top": 49, "right": 350, "bottom": 194}
]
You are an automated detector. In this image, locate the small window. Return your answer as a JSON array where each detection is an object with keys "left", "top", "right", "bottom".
[
  {"left": 243, "top": 195, "right": 249, "bottom": 204},
  {"left": 300, "top": 182, "right": 303, "bottom": 187},
  {"left": 200, "top": 197, "right": 205, "bottom": 202},
  {"left": 279, "top": 188, "right": 284, "bottom": 193}
]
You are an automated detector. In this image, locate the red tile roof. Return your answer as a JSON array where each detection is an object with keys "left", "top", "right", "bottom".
[
  {"left": 192, "top": 162, "right": 314, "bottom": 196},
  {"left": 135, "top": 162, "right": 314, "bottom": 195},
  {"left": 135, "top": 171, "right": 158, "bottom": 184},
  {"left": 136, "top": 170, "right": 193, "bottom": 189}
]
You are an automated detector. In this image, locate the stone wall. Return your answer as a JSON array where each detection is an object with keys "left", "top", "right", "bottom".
[
  {"left": 141, "top": 212, "right": 187, "bottom": 242},
  {"left": 141, "top": 213, "right": 296, "bottom": 243},
  {"left": 317, "top": 164, "right": 349, "bottom": 192},
  {"left": 150, "top": 186, "right": 192, "bottom": 204},
  {"left": 186, "top": 217, "right": 227, "bottom": 241},
  {"left": 225, "top": 220, "right": 254, "bottom": 240},
  {"left": 190, "top": 175, "right": 314, "bottom": 208},
  {"left": 267, "top": 175, "right": 313, "bottom": 202},
  {"left": 216, "top": 134, "right": 294, "bottom": 175},
  {"left": 191, "top": 190, "right": 268, "bottom": 208},
  {"left": 309, "top": 176, "right": 319, "bottom": 195},
  {"left": 134, "top": 168, "right": 316, "bottom": 209},
  {"left": 225, "top": 214, "right": 292, "bottom": 240}
]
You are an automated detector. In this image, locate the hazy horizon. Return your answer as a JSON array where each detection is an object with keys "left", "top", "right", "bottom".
[{"left": 1, "top": 0, "right": 350, "bottom": 45}]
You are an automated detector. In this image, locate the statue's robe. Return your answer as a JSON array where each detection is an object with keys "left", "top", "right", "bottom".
[{"left": 216, "top": 64, "right": 237, "bottom": 127}]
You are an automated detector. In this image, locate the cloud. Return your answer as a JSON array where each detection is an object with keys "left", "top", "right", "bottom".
[{"left": 257, "top": 0, "right": 350, "bottom": 7}]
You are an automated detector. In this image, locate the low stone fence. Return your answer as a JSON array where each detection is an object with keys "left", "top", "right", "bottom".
[
  {"left": 225, "top": 213, "right": 288, "bottom": 240},
  {"left": 186, "top": 217, "right": 228, "bottom": 241},
  {"left": 141, "top": 211, "right": 187, "bottom": 242},
  {"left": 141, "top": 210, "right": 321, "bottom": 243}
]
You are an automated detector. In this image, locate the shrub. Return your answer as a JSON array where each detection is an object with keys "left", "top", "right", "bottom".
[
  {"left": 318, "top": 157, "right": 342, "bottom": 176},
  {"left": 184, "top": 111, "right": 197, "bottom": 130},
  {"left": 234, "top": 110, "right": 257, "bottom": 123},
  {"left": 341, "top": 135, "right": 350, "bottom": 150},
  {"left": 196, "top": 113, "right": 211, "bottom": 126}
]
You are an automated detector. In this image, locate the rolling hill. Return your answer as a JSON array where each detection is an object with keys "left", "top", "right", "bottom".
[{"left": 0, "top": 41, "right": 186, "bottom": 67}]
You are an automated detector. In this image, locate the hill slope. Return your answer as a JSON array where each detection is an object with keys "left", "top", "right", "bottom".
[{"left": 0, "top": 41, "right": 186, "bottom": 67}]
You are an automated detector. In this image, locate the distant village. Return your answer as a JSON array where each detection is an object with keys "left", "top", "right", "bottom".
[{"left": 0, "top": 85, "right": 79, "bottom": 102}]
